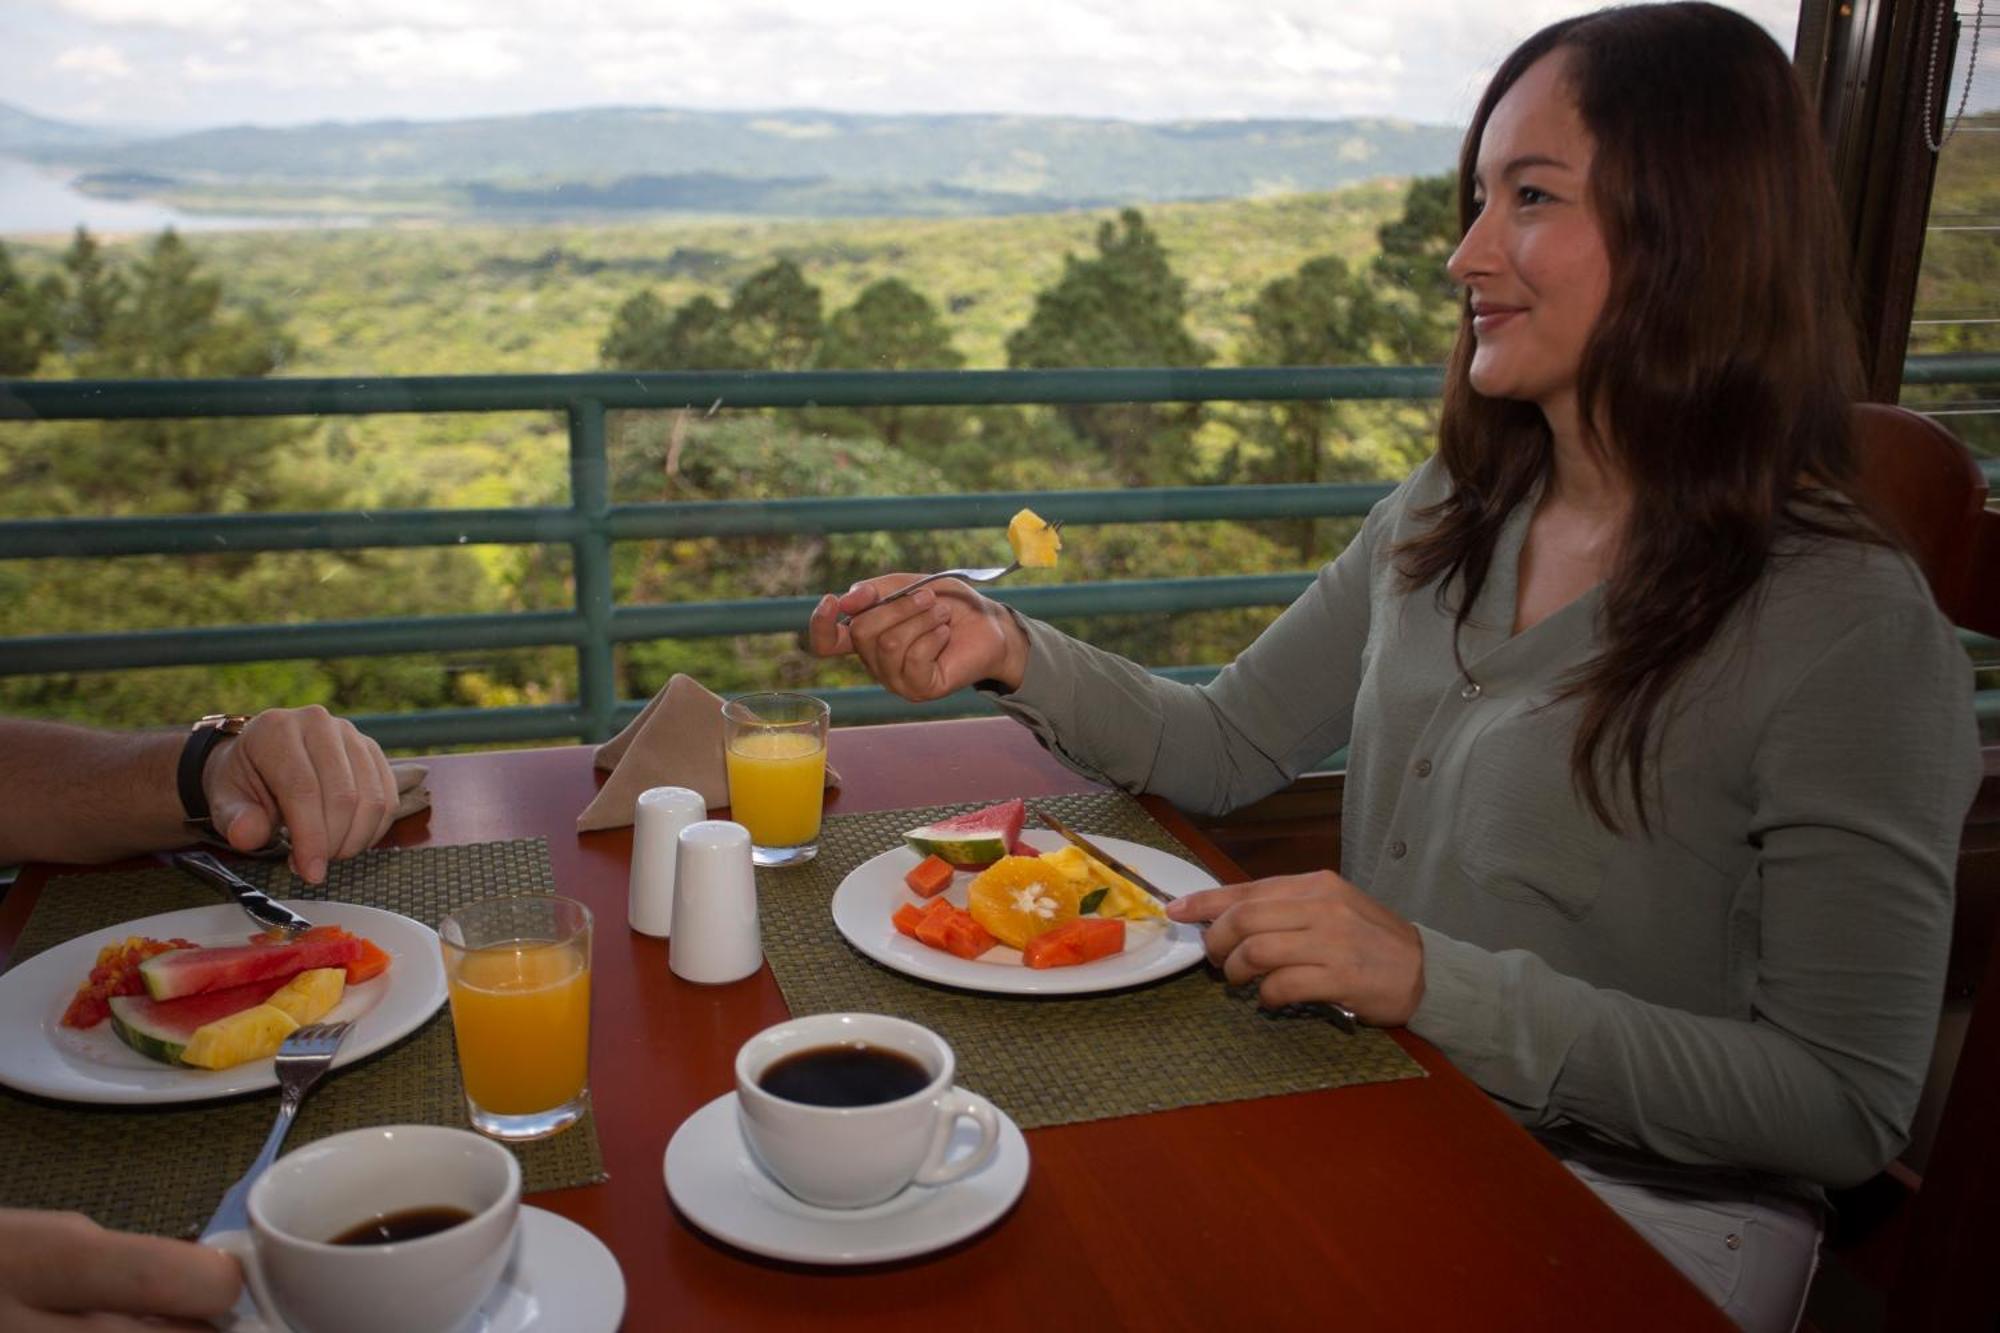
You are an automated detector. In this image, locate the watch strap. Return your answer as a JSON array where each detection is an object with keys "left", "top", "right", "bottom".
[{"left": 177, "top": 713, "right": 249, "bottom": 829}]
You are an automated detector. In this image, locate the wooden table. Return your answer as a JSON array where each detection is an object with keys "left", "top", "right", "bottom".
[{"left": 3, "top": 718, "right": 1726, "bottom": 1331}]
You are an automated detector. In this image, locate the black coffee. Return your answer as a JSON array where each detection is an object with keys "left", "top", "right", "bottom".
[
  {"left": 758, "top": 1043, "right": 931, "bottom": 1107},
  {"left": 330, "top": 1206, "right": 474, "bottom": 1246}
]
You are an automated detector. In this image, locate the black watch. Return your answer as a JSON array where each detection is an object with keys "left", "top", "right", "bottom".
[{"left": 177, "top": 713, "right": 251, "bottom": 832}]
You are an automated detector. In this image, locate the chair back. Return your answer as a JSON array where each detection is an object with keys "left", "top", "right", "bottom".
[
  {"left": 1847, "top": 403, "right": 2000, "bottom": 1331},
  {"left": 1851, "top": 402, "right": 1999, "bottom": 633}
]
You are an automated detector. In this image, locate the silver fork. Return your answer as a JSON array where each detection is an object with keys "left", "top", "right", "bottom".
[
  {"left": 200, "top": 1021, "right": 354, "bottom": 1240},
  {"left": 838, "top": 520, "right": 1063, "bottom": 625}
]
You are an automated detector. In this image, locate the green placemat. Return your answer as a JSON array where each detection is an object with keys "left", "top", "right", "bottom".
[
  {"left": 760, "top": 792, "right": 1424, "bottom": 1129},
  {"left": 0, "top": 840, "right": 606, "bottom": 1237}
]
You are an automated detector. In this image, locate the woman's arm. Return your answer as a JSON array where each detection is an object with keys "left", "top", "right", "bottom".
[{"left": 985, "top": 484, "right": 1409, "bottom": 817}]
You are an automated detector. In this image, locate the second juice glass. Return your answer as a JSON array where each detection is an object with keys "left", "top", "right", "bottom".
[{"left": 722, "top": 692, "right": 830, "bottom": 866}]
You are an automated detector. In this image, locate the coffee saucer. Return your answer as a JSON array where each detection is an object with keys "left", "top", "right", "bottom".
[
  {"left": 663, "top": 1090, "right": 1030, "bottom": 1265},
  {"left": 218, "top": 1205, "right": 625, "bottom": 1333}
]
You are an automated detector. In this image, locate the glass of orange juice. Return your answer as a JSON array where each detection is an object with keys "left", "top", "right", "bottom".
[
  {"left": 722, "top": 692, "right": 831, "bottom": 867},
  {"left": 438, "top": 895, "right": 592, "bottom": 1141}
]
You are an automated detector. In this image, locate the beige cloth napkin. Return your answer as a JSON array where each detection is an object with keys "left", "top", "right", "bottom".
[
  {"left": 390, "top": 762, "right": 431, "bottom": 821},
  {"left": 577, "top": 674, "right": 840, "bottom": 832}
]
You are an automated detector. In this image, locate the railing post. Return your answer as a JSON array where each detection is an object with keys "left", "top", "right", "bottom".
[{"left": 569, "top": 398, "right": 616, "bottom": 743}]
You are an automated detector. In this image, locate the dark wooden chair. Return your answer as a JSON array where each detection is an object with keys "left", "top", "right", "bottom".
[
  {"left": 1810, "top": 404, "right": 2000, "bottom": 1333},
  {"left": 1851, "top": 401, "right": 2000, "bottom": 634}
]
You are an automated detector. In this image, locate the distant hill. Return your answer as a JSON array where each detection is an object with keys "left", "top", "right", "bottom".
[
  {"left": 6, "top": 101, "right": 1462, "bottom": 220},
  {"left": 0, "top": 102, "right": 125, "bottom": 154}
]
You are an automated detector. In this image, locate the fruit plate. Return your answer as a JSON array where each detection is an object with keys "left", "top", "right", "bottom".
[
  {"left": 830, "top": 828, "right": 1215, "bottom": 996},
  {"left": 0, "top": 901, "right": 447, "bottom": 1105}
]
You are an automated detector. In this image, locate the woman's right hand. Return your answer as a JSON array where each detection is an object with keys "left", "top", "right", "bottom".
[{"left": 807, "top": 577, "right": 1030, "bottom": 702}]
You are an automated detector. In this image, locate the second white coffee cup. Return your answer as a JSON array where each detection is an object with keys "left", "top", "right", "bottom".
[
  {"left": 205, "top": 1124, "right": 520, "bottom": 1333},
  {"left": 734, "top": 1012, "right": 1001, "bottom": 1209}
]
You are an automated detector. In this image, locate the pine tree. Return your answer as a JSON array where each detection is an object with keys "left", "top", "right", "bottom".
[
  {"left": 1005, "top": 209, "right": 1210, "bottom": 484},
  {"left": 0, "top": 242, "right": 55, "bottom": 375},
  {"left": 601, "top": 291, "right": 749, "bottom": 370},
  {"left": 44, "top": 230, "right": 302, "bottom": 514},
  {"left": 727, "top": 259, "right": 823, "bottom": 371},
  {"left": 815, "top": 278, "right": 964, "bottom": 453},
  {"left": 1371, "top": 173, "right": 1460, "bottom": 363},
  {"left": 53, "top": 226, "right": 128, "bottom": 357},
  {"left": 1240, "top": 255, "right": 1390, "bottom": 485}
]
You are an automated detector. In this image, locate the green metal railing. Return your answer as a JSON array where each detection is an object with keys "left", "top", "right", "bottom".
[{"left": 2, "top": 354, "right": 1996, "bottom": 748}]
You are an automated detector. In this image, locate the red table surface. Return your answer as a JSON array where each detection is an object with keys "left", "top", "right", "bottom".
[{"left": 1, "top": 717, "right": 1726, "bottom": 1332}]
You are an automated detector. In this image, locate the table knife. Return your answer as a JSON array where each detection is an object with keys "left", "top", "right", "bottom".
[
  {"left": 169, "top": 850, "right": 314, "bottom": 936},
  {"left": 1035, "top": 809, "right": 1360, "bottom": 1035}
]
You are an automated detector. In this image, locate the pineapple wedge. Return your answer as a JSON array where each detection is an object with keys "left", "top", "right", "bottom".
[
  {"left": 266, "top": 967, "right": 347, "bottom": 1026},
  {"left": 180, "top": 1004, "right": 299, "bottom": 1071},
  {"left": 1006, "top": 508, "right": 1062, "bottom": 568},
  {"left": 1040, "top": 845, "right": 1165, "bottom": 921}
]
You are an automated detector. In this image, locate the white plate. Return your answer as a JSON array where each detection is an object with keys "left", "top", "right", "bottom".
[
  {"left": 830, "top": 827, "right": 1215, "bottom": 996},
  {"left": 219, "top": 1205, "right": 625, "bottom": 1333},
  {"left": 0, "top": 901, "right": 448, "bottom": 1104},
  {"left": 664, "top": 1090, "right": 1029, "bottom": 1265}
]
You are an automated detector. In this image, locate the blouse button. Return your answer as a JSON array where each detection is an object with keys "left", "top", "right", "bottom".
[
  {"left": 1388, "top": 840, "right": 1408, "bottom": 860},
  {"left": 1414, "top": 758, "right": 1432, "bottom": 778},
  {"left": 1460, "top": 680, "right": 1482, "bottom": 700}
]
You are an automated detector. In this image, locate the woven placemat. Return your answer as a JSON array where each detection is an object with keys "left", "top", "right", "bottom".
[
  {"left": 759, "top": 792, "right": 1424, "bottom": 1130},
  {"left": 0, "top": 840, "right": 606, "bottom": 1237}
]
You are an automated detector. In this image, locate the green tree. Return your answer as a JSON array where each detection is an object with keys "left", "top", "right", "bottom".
[
  {"left": 1005, "top": 209, "right": 1210, "bottom": 484},
  {"left": 601, "top": 291, "right": 749, "bottom": 370},
  {"left": 1370, "top": 173, "right": 1460, "bottom": 363},
  {"left": 54, "top": 226, "right": 127, "bottom": 357},
  {"left": 727, "top": 259, "right": 823, "bottom": 371},
  {"left": 0, "top": 242, "right": 56, "bottom": 375},
  {"left": 35, "top": 230, "right": 303, "bottom": 515},
  {"left": 1239, "top": 255, "right": 1389, "bottom": 482},
  {"left": 814, "top": 277, "right": 965, "bottom": 454}
]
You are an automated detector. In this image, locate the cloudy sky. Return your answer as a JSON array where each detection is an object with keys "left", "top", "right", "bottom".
[{"left": 0, "top": 0, "right": 1910, "bottom": 133}]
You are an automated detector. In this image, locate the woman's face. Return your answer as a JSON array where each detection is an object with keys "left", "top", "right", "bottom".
[{"left": 1446, "top": 51, "right": 1611, "bottom": 431}]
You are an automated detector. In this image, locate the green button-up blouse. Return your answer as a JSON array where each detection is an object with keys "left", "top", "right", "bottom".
[{"left": 992, "top": 459, "right": 1981, "bottom": 1188}]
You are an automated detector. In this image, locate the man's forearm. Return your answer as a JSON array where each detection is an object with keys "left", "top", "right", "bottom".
[{"left": 0, "top": 721, "right": 194, "bottom": 864}]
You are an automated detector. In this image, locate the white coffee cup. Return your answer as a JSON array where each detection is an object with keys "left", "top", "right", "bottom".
[
  {"left": 205, "top": 1124, "right": 521, "bottom": 1333},
  {"left": 669, "top": 819, "right": 763, "bottom": 985},
  {"left": 734, "top": 1012, "right": 1001, "bottom": 1209}
]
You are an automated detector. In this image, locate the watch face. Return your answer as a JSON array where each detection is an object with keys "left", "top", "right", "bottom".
[{"left": 196, "top": 713, "right": 251, "bottom": 734}]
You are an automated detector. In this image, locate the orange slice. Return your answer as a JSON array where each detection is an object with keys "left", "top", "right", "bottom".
[{"left": 966, "top": 855, "right": 1082, "bottom": 950}]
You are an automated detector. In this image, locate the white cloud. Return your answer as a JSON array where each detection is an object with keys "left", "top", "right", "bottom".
[
  {"left": 13, "top": 0, "right": 1851, "bottom": 129},
  {"left": 54, "top": 42, "right": 133, "bottom": 79},
  {"left": 320, "top": 25, "right": 524, "bottom": 85}
]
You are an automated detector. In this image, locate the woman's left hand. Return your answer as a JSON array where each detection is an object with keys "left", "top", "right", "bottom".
[{"left": 1165, "top": 872, "right": 1427, "bottom": 1026}]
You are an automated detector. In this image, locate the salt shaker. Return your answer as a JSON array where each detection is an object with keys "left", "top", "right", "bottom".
[
  {"left": 669, "top": 820, "right": 763, "bottom": 984},
  {"left": 629, "top": 786, "right": 708, "bottom": 937}
]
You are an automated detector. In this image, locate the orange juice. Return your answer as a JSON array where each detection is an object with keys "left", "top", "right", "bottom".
[
  {"left": 445, "top": 940, "right": 590, "bottom": 1115},
  {"left": 726, "top": 729, "right": 826, "bottom": 847}
]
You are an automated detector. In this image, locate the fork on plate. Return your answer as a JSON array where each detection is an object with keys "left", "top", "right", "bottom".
[
  {"left": 199, "top": 1021, "right": 354, "bottom": 1240},
  {"left": 837, "top": 520, "right": 1063, "bottom": 625}
]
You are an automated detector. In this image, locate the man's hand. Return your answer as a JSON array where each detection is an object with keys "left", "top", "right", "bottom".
[
  {"left": 0, "top": 1209, "right": 241, "bottom": 1331},
  {"left": 1165, "top": 872, "right": 1427, "bottom": 1026},
  {"left": 806, "top": 577, "right": 1030, "bottom": 701},
  {"left": 203, "top": 706, "right": 398, "bottom": 884}
]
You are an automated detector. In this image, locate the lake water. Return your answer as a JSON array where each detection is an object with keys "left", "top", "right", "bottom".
[{"left": 0, "top": 156, "right": 357, "bottom": 237}]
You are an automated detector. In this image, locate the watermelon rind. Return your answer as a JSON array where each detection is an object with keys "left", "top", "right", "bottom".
[
  {"left": 903, "top": 798, "right": 1028, "bottom": 870},
  {"left": 107, "top": 977, "right": 292, "bottom": 1065}
]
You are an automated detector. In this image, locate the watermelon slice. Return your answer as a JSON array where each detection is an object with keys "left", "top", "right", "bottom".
[
  {"left": 107, "top": 977, "right": 292, "bottom": 1065},
  {"left": 139, "top": 934, "right": 363, "bottom": 1002},
  {"left": 904, "top": 798, "right": 1028, "bottom": 870}
]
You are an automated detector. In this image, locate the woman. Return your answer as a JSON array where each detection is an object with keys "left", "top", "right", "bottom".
[{"left": 807, "top": 6, "right": 1979, "bottom": 1328}]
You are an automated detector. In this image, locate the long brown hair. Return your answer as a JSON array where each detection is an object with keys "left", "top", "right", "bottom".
[{"left": 1397, "top": 2, "right": 1871, "bottom": 831}]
